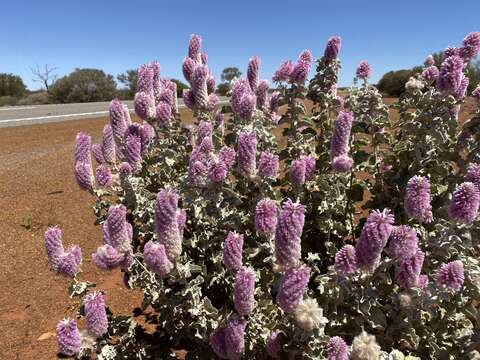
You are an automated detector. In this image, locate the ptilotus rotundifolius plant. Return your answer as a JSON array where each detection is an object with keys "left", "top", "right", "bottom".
[
  {"left": 101, "top": 124, "right": 116, "bottom": 163},
  {"left": 275, "top": 199, "right": 305, "bottom": 268},
  {"left": 276, "top": 265, "right": 310, "bottom": 313},
  {"left": 448, "top": 182, "right": 480, "bottom": 224},
  {"left": 44, "top": 226, "right": 64, "bottom": 271},
  {"left": 56, "top": 318, "right": 81, "bottom": 356},
  {"left": 247, "top": 56, "right": 260, "bottom": 92},
  {"left": 143, "top": 240, "right": 174, "bottom": 276},
  {"left": 355, "top": 209, "right": 395, "bottom": 272},
  {"left": 334, "top": 244, "right": 358, "bottom": 277},
  {"left": 258, "top": 151, "right": 279, "bottom": 179},
  {"left": 395, "top": 249, "right": 425, "bottom": 289},
  {"left": 237, "top": 131, "right": 257, "bottom": 175},
  {"left": 404, "top": 175, "right": 433, "bottom": 223},
  {"left": 223, "top": 231, "right": 244, "bottom": 271},
  {"left": 255, "top": 198, "right": 278, "bottom": 236},
  {"left": 233, "top": 266, "right": 255, "bottom": 316},
  {"left": 84, "top": 291, "right": 108, "bottom": 338},
  {"left": 325, "top": 336, "right": 349, "bottom": 360},
  {"left": 436, "top": 260, "right": 465, "bottom": 292},
  {"left": 50, "top": 31, "right": 480, "bottom": 359},
  {"left": 154, "top": 188, "right": 185, "bottom": 261},
  {"left": 91, "top": 143, "right": 105, "bottom": 164},
  {"left": 355, "top": 60, "right": 372, "bottom": 79},
  {"left": 330, "top": 111, "right": 354, "bottom": 172},
  {"left": 387, "top": 225, "right": 419, "bottom": 261}
]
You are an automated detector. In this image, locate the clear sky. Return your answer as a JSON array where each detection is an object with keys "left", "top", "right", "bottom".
[{"left": 1, "top": 0, "right": 479, "bottom": 90}]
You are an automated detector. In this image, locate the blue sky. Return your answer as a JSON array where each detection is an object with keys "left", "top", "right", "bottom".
[{"left": 1, "top": 0, "right": 479, "bottom": 90}]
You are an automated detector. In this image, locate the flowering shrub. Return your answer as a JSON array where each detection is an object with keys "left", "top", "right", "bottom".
[{"left": 45, "top": 32, "right": 480, "bottom": 359}]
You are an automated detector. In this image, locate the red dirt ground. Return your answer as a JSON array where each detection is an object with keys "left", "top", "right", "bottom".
[{"left": 0, "top": 100, "right": 475, "bottom": 359}]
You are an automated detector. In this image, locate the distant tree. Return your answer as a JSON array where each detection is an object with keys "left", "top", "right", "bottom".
[
  {"left": 217, "top": 67, "right": 242, "bottom": 96},
  {"left": 49, "top": 68, "right": 117, "bottom": 103},
  {"left": 171, "top": 79, "right": 188, "bottom": 98},
  {"left": 117, "top": 69, "right": 138, "bottom": 99},
  {"left": 30, "top": 64, "right": 58, "bottom": 91},
  {"left": 220, "top": 67, "right": 241, "bottom": 83},
  {"left": 431, "top": 52, "right": 443, "bottom": 68},
  {"left": 377, "top": 67, "right": 422, "bottom": 97},
  {"left": 0, "top": 73, "right": 27, "bottom": 97}
]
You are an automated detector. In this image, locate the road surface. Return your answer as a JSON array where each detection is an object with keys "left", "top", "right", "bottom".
[{"left": 0, "top": 97, "right": 228, "bottom": 128}]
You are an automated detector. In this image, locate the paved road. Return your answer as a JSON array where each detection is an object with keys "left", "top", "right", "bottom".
[{"left": 0, "top": 97, "right": 228, "bottom": 128}]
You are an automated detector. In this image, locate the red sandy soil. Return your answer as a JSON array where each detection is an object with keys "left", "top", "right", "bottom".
[{"left": 0, "top": 100, "right": 475, "bottom": 359}]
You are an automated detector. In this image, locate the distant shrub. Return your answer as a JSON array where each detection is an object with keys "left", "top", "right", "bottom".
[
  {"left": 0, "top": 95, "right": 18, "bottom": 106},
  {"left": 0, "top": 73, "right": 26, "bottom": 97},
  {"left": 49, "top": 68, "right": 117, "bottom": 103},
  {"left": 377, "top": 67, "right": 422, "bottom": 97},
  {"left": 17, "top": 91, "right": 49, "bottom": 105}
]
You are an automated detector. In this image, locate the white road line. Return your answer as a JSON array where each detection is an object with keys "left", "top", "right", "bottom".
[
  {"left": 0, "top": 110, "right": 111, "bottom": 123},
  {"left": 0, "top": 106, "right": 36, "bottom": 111}
]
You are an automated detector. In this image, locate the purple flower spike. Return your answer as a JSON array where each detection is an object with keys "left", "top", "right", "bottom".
[
  {"left": 156, "top": 101, "right": 172, "bottom": 125},
  {"left": 324, "top": 36, "right": 342, "bottom": 61},
  {"left": 208, "top": 160, "right": 228, "bottom": 183},
  {"left": 107, "top": 205, "right": 131, "bottom": 254},
  {"left": 224, "top": 317, "right": 246, "bottom": 360},
  {"left": 183, "top": 89, "right": 195, "bottom": 110},
  {"left": 137, "top": 63, "right": 154, "bottom": 96},
  {"left": 223, "top": 231, "right": 244, "bottom": 271},
  {"left": 277, "top": 265, "right": 310, "bottom": 313},
  {"left": 356, "top": 61, "right": 372, "bottom": 79},
  {"left": 109, "top": 99, "right": 128, "bottom": 148},
  {"left": 206, "top": 93, "right": 219, "bottom": 111},
  {"left": 436, "top": 260, "right": 464, "bottom": 292},
  {"left": 102, "top": 124, "right": 116, "bottom": 164},
  {"left": 96, "top": 164, "right": 113, "bottom": 187},
  {"left": 144, "top": 240, "right": 174, "bottom": 276},
  {"left": 247, "top": 56, "right": 260, "bottom": 91},
  {"left": 326, "top": 336, "right": 349, "bottom": 360},
  {"left": 266, "top": 330, "right": 283, "bottom": 359},
  {"left": 396, "top": 250, "right": 425, "bottom": 289},
  {"left": 256, "top": 79, "right": 269, "bottom": 109},
  {"left": 44, "top": 226, "right": 64, "bottom": 271},
  {"left": 231, "top": 79, "right": 250, "bottom": 114},
  {"left": 275, "top": 199, "right": 305, "bottom": 268},
  {"left": 238, "top": 93, "right": 256, "bottom": 120},
  {"left": 268, "top": 91, "right": 282, "bottom": 113},
  {"left": 421, "top": 66, "right": 440, "bottom": 83},
  {"left": 237, "top": 131, "right": 257, "bottom": 175},
  {"left": 56, "top": 318, "right": 81, "bottom": 356},
  {"left": 404, "top": 176, "right": 433, "bottom": 223},
  {"left": 188, "top": 34, "right": 202, "bottom": 63},
  {"left": 192, "top": 65, "right": 209, "bottom": 109},
  {"left": 273, "top": 60, "right": 294, "bottom": 82},
  {"left": 258, "top": 151, "right": 279, "bottom": 179},
  {"left": 437, "top": 55, "right": 464, "bottom": 96},
  {"left": 92, "top": 143, "right": 105, "bottom": 164},
  {"left": 92, "top": 244, "right": 124, "bottom": 269},
  {"left": 198, "top": 120, "right": 213, "bottom": 144},
  {"left": 183, "top": 57, "right": 197, "bottom": 83},
  {"left": 290, "top": 50, "right": 312, "bottom": 84},
  {"left": 207, "top": 75, "right": 216, "bottom": 94},
  {"left": 290, "top": 159, "right": 306, "bottom": 187},
  {"left": 134, "top": 91, "right": 155, "bottom": 120},
  {"left": 467, "top": 163, "right": 480, "bottom": 188},
  {"left": 460, "top": 32, "right": 480, "bottom": 60},
  {"left": 255, "top": 198, "right": 278, "bottom": 236},
  {"left": 332, "top": 155, "right": 353, "bottom": 173},
  {"left": 388, "top": 225, "right": 419, "bottom": 261},
  {"left": 74, "top": 161, "right": 94, "bottom": 191},
  {"left": 355, "top": 209, "right": 395, "bottom": 272},
  {"left": 155, "top": 188, "right": 183, "bottom": 261},
  {"left": 84, "top": 291, "right": 108, "bottom": 338},
  {"left": 234, "top": 266, "right": 255, "bottom": 316},
  {"left": 331, "top": 111, "right": 354, "bottom": 170},
  {"left": 210, "top": 327, "right": 228, "bottom": 359},
  {"left": 74, "top": 132, "right": 91, "bottom": 164},
  {"left": 448, "top": 182, "right": 480, "bottom": 224},
  {"left": 57, "top": 246, "right": 82, "bottom": 277},
  {"left": 125, "top": 134, "right": 142, "bottom": 171},
  {"left": 334, "top": 244, "right": 358, "bottom": 277},
  {"left": 424, "top": 54, "right": 435, "bottom": 67}
]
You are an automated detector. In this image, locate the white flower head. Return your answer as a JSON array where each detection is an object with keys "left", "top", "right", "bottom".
[
  {"left": 294, "top": 297, "right": 328, "bottom": 332},
  {"left": 351, "top": 331, "right": 381, "bottom": 360},
  {"left": 405, "top": 77, "right": 424, "bottom": 91}
]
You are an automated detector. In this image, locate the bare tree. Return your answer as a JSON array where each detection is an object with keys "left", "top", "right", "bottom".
[{"left": 30, "top": 64, "right": 58, "bottom": 91}]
